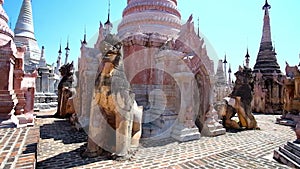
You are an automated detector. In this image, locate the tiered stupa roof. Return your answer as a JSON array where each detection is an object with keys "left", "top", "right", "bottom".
[
  {"left": 14, "top": 0, "right": 41, "bottom": 72},
  {"left": 118, "top": 0, "right": 181, "bottom": 38},
  {"left": 215, "top": 60, "right": 226, "bottom": 85},
  {"left": 253, "top": 0, "right": 281, "bottom": 76}
]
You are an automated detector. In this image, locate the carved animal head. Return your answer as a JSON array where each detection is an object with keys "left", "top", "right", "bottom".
[
  {"left": 59, "top": 61, "right": 74, "bottom": 77},
  {"left": 100, "top": 34, "right": 122, "bottom": 67},
  {"left": 231, "top": 66, "right": 254, "bottom": 104},
  {"left": 285, "top": 61, "right": 300, "bottom": 78}
]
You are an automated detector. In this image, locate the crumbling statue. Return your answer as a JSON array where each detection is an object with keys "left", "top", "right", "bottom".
[
  {"left": 82, "top": 34, "right": 142, "bottom": 160},
  {"left": 222, "top": 66, "right": 259, "bottom": 130},
  {"left": 54, "top": 62, "right": 75, "bottom": 118}
]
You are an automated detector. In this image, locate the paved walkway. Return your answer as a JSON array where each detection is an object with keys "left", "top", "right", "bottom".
[
  {"left": 0, "top": 120, "right": 39, "bottom": 169},
  {"left": 36, "top": 111, "right": 296, "bottom": 169}
]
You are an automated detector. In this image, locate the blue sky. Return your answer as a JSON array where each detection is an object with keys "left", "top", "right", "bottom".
[{"left": 3, "top": 0, "right": 300, "bottom": 74}]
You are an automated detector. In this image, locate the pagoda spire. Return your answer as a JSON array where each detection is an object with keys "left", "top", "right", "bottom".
[
  {"left": 64, "top": 38, "right": 70, "bottom": 65},
  {"left": 223, "top": 54, "right": 228, "bottom": 83},
  {"left": 55, "top": 43, "right": 62, "bottom": 74},
  {"left": 104, "top": 0, "right": 113, "bottom": 35},
  {"left": 39, "top": 46, "right": 46, "bottom": 67},
  {"left": 245, "top": 48, "right": 250, "bottom": 68},
  {"left": 14, "top": 0, "right": 41, "bottom": 72},
  {"left": 58, "top": 42, "right": 62, "bottom": 54},
  {"left": 14, "top": 0, "right": 36, "bottom": 40},
  {"left": 215, "top": 60, "right": 226, "bottom": 85},
  {"left": 298, "top": 53, "right": 300, "bottom": 67},
  {"left": 261, "top": 0, "right": 272, "bottom": 44},
  {"left": 106, "top": 0, "right": 111, "bottom": 24},
  {"left": 82, "top": 25, "right": 87, "bottom": 45},
  {"left": 253, "top": 0, "right": 281, "bottom": 76},
  {"left": 228, "top": 64, "right": 232, "bottom": 86}
]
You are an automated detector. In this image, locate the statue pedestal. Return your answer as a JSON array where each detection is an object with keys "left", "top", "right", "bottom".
[
  {"left": 171, "top": 72, "right": 200, "bottom": 141},
  {"left": 201, "top": 106, "right": 226, "bottom": 136},
  {"left": 172, "top": 123, "right": 200, "bottom": 142}
]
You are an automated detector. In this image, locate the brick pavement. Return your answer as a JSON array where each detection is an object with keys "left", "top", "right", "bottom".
[
  {"left": 35, "top": 111, "right": 296, "bottom": 169},
  {"left": 0, "top": 121, "right": 39, "bottom": 169}
]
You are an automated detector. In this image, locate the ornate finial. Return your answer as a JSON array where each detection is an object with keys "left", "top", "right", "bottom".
[
  {"left": 263, "top": 0, "right": 271, "bottom": 10},
  {"left": 41, "top": 46, "right": 45, "bottom": 58},
  {"left": 108, "top": 0, "right": 111, "bottom": 20},
  {"left": 245, "top": 48, "right": 250, "bottom": 59},
  {"left": 58, "top": 42, "right": 62, "bottom": 54},
  {"left": 223, "top": 54, "right": 228, "bottom": 64},
  {"left": 228, "top": 64, "right": 232, "bottom": 73},
  {"left": 245, "top": 48, "right": 250, "bottom": 68},
  {"left": 65, "top": 36, "right": 70, "bottom": 51},
  {"left": 298, "top": 53, "right": 300, "bottom": 67},
  {"left": 104, "top": 0, "right": 112, "bottom": 26},
  {"left": 82, "top": 25, "right": 87, "bottom": 45}
]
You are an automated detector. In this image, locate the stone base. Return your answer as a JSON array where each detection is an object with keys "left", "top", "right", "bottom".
[
  {"left": 171, "top": 124, "right": 200, "bottom": 142},
  {"left": 202, "top": 122, "right": 226, "bottom": 137},
  {"left": 273, "top": 141, "right": 300, "bottom": 168},
  {"left": 34, "top": 92, "right": 58, "bottom": 111},
  {"left": 0, "top": 113, "right": 35, "bottom": 128}
]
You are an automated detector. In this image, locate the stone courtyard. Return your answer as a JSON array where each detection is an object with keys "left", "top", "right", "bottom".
[{"left": 1, "top": 110, "right": 290, "bottom": 169}]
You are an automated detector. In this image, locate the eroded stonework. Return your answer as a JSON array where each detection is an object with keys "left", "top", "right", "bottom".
[
  {"left": 83, "top": 34, "right": 142, "bottom": 160},
  {"left": 222, "top": 66, "right": 259, "bottom": 130},
  {"left": 55, "top": 62, "right": 75, "bottom": 118}
]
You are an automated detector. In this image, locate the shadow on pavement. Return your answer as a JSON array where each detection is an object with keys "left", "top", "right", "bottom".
[
  {"left": 37, "top": 144, "right": 108, "bottom": 168},
  {"left": 39, "top": 119, "right": 87, "bottom": 144}
]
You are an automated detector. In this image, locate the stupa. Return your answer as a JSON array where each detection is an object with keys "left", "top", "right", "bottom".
[
  {"left": 118, "top": 0, "right": 217, "bottom": 139},
  {"left": 0, "top": 0, "right": 36, "bottom": 126},
  {"left": 214, "top": 58, "right": 231, "bottom": 103},
  {"left": 14, "top": 0, "right": 41, "bottom": 73},
  {"left": 252, "top": 0, "right": 284, "bottom": 114},
  {"left": 0, "top": 0, "right": 18, "bottom": 120}
]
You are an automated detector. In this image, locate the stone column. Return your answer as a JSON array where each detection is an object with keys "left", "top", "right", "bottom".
[
  {"left": 39, "top": 67, "right": 50, "bottom": 93},
  {"left": 171, "top": 72, "right": 200, "bottom": 141},
  {"left": 35, "top": 75, "right": 41, "bottom": 93},
  {"left": 48, "top": 75, "right": 56, "bottom": 93}
]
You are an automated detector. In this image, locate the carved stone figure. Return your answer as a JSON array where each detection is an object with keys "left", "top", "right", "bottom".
[
  {"left": 83, "top": 34, "right": 142, "bottom": 160},
  {"left": 252, "top": 70, "right": 266, "bottom": 113},
  {"left": 282, "top": 62, "right": 300, "bottom": 113},
  {"left": 222, "top": 66, "right": 259, "bottom": 130},
  {"left": 54, "top": 62, "right": 75, "bottom": 118}
]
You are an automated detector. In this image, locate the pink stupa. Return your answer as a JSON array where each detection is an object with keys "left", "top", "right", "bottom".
[{"left": 118, "top": 0, "right": 181, "bottom": 39}]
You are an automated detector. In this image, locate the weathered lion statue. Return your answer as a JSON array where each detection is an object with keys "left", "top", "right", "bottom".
[
  {"left": 55, "top": 61, "right": 75, "bottom": 118},
  {"left": 221, "top": 66, "right": 259, "bottom": 130},
  {"left": 82, "top": 34, "right": 143, "bottom": 160}
]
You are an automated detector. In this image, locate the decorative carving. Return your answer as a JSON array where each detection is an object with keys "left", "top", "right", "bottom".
[
  {"left": 54, "top": 62, "right": 75, "bottom": 118},
  {"left": 222, "top": 66, "right": 259, "bottom": 130},
  {"left": 83, "top": 34, "right": 142, "bottom": 160}
]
